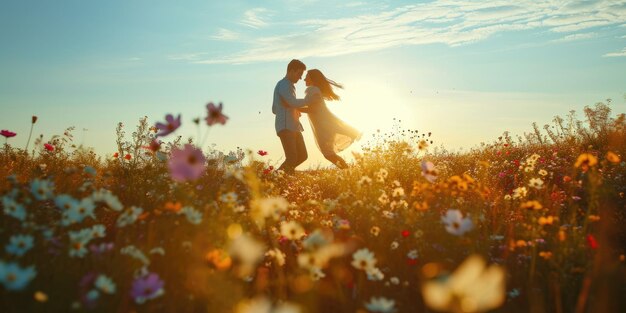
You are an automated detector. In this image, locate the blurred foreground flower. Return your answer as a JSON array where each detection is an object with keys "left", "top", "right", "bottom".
[
  {"left": 168, "top": 144, "right": 207, "bottom": 182},
  {"left": 234, "top": 296, "right": 301, "bottom": 313},
  {"left": 441, "top": 209, "right": 473, "bottom": 236},
  {"left": 421, "top": 161, "right": 438, "bottom": 183},
  {"left": 131, "top": 272, "right": 164, "bottom": 304},
  {"left": 422, "top": 255, "right": 505, "bottom": 313},
  {"left": 1, "top": 130, "right": 16, "bottom": 138},
  {"left": 155, "top": 114, "right": 181, "bottom": 137},
  {"left": 0, "top": 260, "right": 37, "bottom": 291},
  {"left": 574, "top": 153, "right": 597, "bottom": 171},
  {"left": 365, "top": 297, "right": 396, "bottom": 313},
  {"left": 44, "top": 143, "right": 54, "bottom": 151},
  {"left": 206, "top": 102, "right": 229, "bottom": 126}
]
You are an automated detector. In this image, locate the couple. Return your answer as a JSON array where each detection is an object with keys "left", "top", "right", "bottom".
[{"left": 272, "top": 59, "right": 361, "bottom": 174}]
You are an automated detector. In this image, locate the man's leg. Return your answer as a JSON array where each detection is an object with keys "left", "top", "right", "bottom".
[
  {"left": 294, "top": 131, "right": 308, "bottom": 167},
  {"left": 277, "top": 130, "right": 298, "bottom": 174}
]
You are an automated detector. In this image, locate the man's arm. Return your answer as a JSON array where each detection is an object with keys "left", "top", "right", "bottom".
[{"left": 278, "top": 82, "right": 307, "bottom": 108}]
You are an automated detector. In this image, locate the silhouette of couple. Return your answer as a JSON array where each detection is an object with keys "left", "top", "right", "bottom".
[{"left": 272, "top": 59, "right": 362, "bottom": 174}]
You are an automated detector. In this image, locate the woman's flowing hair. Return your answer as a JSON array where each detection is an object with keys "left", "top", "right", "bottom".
[{"left": 308, "top": 69, "right": 343, "bottom": 101}]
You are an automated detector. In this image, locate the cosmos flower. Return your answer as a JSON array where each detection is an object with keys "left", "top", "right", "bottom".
[
  {"left": 5, "top": 234, "right": 34, "bottom": 257},
  {"left": 205, "top": 102, "right": 229, "bottom": 126},
  {"left": 2, "top": 196, "right": 27, "bottom": 221},
  {"left": 528, "top": 178, "right": 544, "bottom": 190},
  {"left": 421, "top": 161, "right": 439, "bottom": 183},
  {"left": 351, "top": 248, "right": 377, "bottom": 272},
  {"left": 168, "top": 144, "right": 207, "bottom": 182},
  {"left": 512, "top": 187, "right": 528, "bottom": 199},
  {"left": 606, "top": 151, "right": 620, "bottom": 163},
  {"left": 155, "top": 114, "right": 181, "bottom": 137},
  {"left": 43, "top": 143, "right": 54, "bottom": 151},
  {"left": 422, "top": 255, "right": 505, "bottom": 313},
  {"left": 365, "top": 297, "right": 397, "bottom": 313},
  {"left": 63, "top": 197, "right": 96, "bottom": 225},
  {"left": 131, "top": 272, "right": 165, "bottom": 304},
  {"left": 1, "top": 130, "right": 16, "bottom": 138},
  {"left": 179, "top": 206, "right": 203, "bottom": 225},
  {"left": 441, "top": 209, "right": 473, "bottom": 236},
  {"left": 30, "top": 178, "right": 54, "bottom": 201},
  {"left": 280, "top": 221, "right": 306, "bottom": 240},
  {"left": 116, "top": 206, "right": 143, "bottom": 228},
  {"left": 95, "top": 274, "right": 116, "bottom": 294},
  {"left": 249, "top": 196, "right": 289, "bottom": 226},
  {"left": 257, "top": 150, "right": 268, "bottom": 156},
  {"left": 91, "top": 189, "right": 123, "bottom": 211},
  {"left": 0, "top": 261, "right": 37, "bottom": 291},
  {"left": 229, "top": 234, "right": 266, "bottom": 278}
]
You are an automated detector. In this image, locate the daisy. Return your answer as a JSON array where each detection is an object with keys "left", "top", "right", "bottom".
[
  {"left": 250, "top": 196, "right": 289, "bottom": 226},
  {"left": 280, "top": 221, "right": 306, "bottom": 240},
  {"left": 155, "top": 114, "right": 181, "bottom": 137},
  {"left": 205, "top": 102, "right": 229, "bottom": 126},
  {"left": 265, "top": 248, "right": 286, "bottom": 266},
  {"left": 365, "top": 297, "right": 396, "bottom": 313},
  {"left": 30, "top": 178, "right": 54, "bottom": 201},
  {"left": 2, "top": 196, "right": 27, "bottom": 221},
  {"left": 0, "top": 261, "right": 37, "bottom": 291},
  {"left": 528, "top": 178, "right": 544, "bottom": 190},
  {"left": 441, "top": 209, "right": 473, "bottom": 236},
  {"left": 512, "top": 187, "right": 528, "bottom": 199},
  {"left": 55, "top": 194, "right": 78, "bottom": 211},
  {"left": 351, "top": 248, "right": 377, "bottom": 272},
  {"left": 366, "top": 267, "right": 385, "bottom": 281},
  {"left": 357, "top": 176, "right": 373, "bottom": 188}
]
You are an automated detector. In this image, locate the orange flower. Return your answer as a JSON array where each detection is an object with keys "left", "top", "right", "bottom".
[
  {"left": 520, "top": 200, "right": 543, "bottom": 210},
  {"left": 539, "top": 251, "right": 553, "bottom": 260},
  {"left": 206, "top": 249, "right": 232, "bottom": 270},
  {"left": 538, "top": 216, "right": 555, "bottom": 225},
  {"left": 574, "top": 153, "right": 597, "bottom": 171},
  {"left": 606, "top": 151, "right": 621, "bottom": 163},
  {"left": 413, "top": 200, "right": 429, "bottom": 211},
  {"left": 164, "top": 201, "right": 182, "bottom": 213}
]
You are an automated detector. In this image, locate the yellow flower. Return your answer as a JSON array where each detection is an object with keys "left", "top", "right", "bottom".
[
  {"left": 606, "top": 151, "right": 621, "bottom": 163},
  {"left": 574, "top": 153, "right": 597, "bottom": 170},
  {"left": 538, "top": 169, "right": 548, "bottom": 176},
  {"left": 588, "top": 215, "right": 600, "bottom": 222},
  {"left": 539, "top": 251, "right": 553, "bottom": 260},
  {"left": 538, "top": 216, "right": 555, "bottom": 225},
  {"left": 413, "top": 200, "right": 429, "bottom": 211},
  {"left": 558, "top": 230, "right": 567, "bottom": 242},
  {"left": 34, "top": 291, "right": 48, "bottom": 302},
  {"left": 370, "top": 226, "right": 381, "bottom": 237},
  {"left": 520, "top": 200, "right": 543, "bottom": 210}
]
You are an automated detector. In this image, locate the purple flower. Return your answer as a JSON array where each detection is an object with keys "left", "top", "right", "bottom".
[
  {"left": 155, "top": 114, "right": 181, "bottom": 137},
  {"left": 205, "top": 102, "right": 228, "bottom": 126},
  {"left": 131, "top": 272, "right": 164, "bottom": 304},
  {"left": 168, "top": 144, "right": 207, "bottom": 182}
]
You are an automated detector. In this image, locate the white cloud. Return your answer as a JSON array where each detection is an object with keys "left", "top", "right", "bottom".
[
  {"left": 192, "top": 0, "right": 626, "bottom": 64},
  {"left": 603, "top": 47, "right": 626, "bottom": 57},
  {"left": 211, "top": 28, "right": 239, "bottom": 41},
  {"left": 239, "top": 8, "right": 271, "bottom": 28},
  {"left": 553, "top": 32, "right": 598, "bottom": 42}
]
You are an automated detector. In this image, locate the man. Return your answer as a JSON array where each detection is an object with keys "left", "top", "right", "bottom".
[{"left": 273, "top": 59, "right": 308, "bottom": 174}]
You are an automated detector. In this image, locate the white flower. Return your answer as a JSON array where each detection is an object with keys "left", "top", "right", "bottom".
[
  {"left": 512, "top": 187, "right": 527, "bottom": 199},
  {"left": 390, "top": 241, "right": 399, "bottom": 250},
  {"left": 302, "top": 229, "right": 331, "bottom": 251},
  {"left": 378, "top": 192, "right": 389, "bottom": 205},
  {"left": 91, "top": 189, "right": 123, "bottom": 211},
  {"left": 441, "top": 209, "right": 473, "bottom": 236},
  {"left": 422, "top": 255, "right": 505, "bottom": 313},
  {"left": 95, "top": 274, "right": 116, "bottom": 294},
  {"left": 229, "top": 234, "right": 266, "bottom": 278},
  {"left": 392, "top": 187, "right": 405, "bottom": 198},
  {"left": 407, "top": 249, "right": 418, "bottom": 260},
  {"left": 116, "top": 206, "right": 143, "bottom": 228},
  {"left": 357, "top": 176, "right": 373, "bottom": 188},
  {"left": 265, "top": 248, "right": 286, "bottom": 266},
  {"left": 179, "top": 206, "right": 203, "bottom": 225},
  {"left": 366, "top": 267, "right": 385, "bottom": 281},
  {"left": 120, "top": 245, "right": 150, "bottom": 265},
  {"left": 280, "top": 221, "right": 306, "bottom": 240},
  {"left": 421, "top": 161, "right": 438, "bottom": 183},
  {"left": 220, "top": 192, "right": 238, "bottom": 203},
  {"left": 351, "top": 248, "right": 377, "bottom": 272},
  {"left": 365, "top": 297, "right": 396, "bottom": 313},
  {"left": 30, "top": 179, "right": 54, "bottom": 201},
  {"left": 250, "top": 196, "right": 289, "bottom": 226},
  {"left": 528, "top": 178, "right": 544, "bottom": 190}
]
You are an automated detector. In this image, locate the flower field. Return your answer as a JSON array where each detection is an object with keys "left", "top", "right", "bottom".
[{"left": 1, "top": 101, "right": 625, "bottom": 313}]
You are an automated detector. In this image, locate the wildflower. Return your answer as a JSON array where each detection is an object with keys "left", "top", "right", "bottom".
[
  {"left": 43, "top": 143, "right": 54, "bottom": 151},
  {"left": 302, "top": 230, "right": 331, "bottom": 250},
  {"left": 124, "top": 154, "right": 132, "bottom": 160},
  {"left": 574, "top": 153, "right": 597, "bottom": 171},
  {"left": 390, "top": 241, "right": 399, "bottom": 250},
  {"left": 179, "top": 206, "right": 203, "bottom": 225},
  {"left": 441, "top": 209, "right": 473, "bottom": 236},
  {"left": 116, "top": 206, "right": 143, "bottom": 228},
  {"left": 538, "top": 169, "right": 548, "bottom": 176},
  {"left": 538, "top": 216, "right": 555, "bottom": 226},
  {"left": 358, "top": 176, "right": 373, "bottom": 187},
  {"left": 422, "top": 255, "right": 505, "bottom": 313},
  {"left": 370, "top": 226, "right": 381, "bottom": 237},
  {"left": 280, "top": 221, "right": 306, "bottom": 240},
  {"left": 512, "top": 187, "right": 527, "bottom": 199},
  {"left": 365, "top": 297, "right": 396, "bottom": 313},
  {"left": 63, "top": 198, "right": 96, "bottom": 225},
  {"left": 1, "top": 130, "right": 17, "bottom": 138},
  {"left": 520, "top": 200, "right": 543, "bottom": 210},
  {"left": 257, "top": 150, "right": 268, "bottom": 156},
  {"left": 249, "top": 196, "right": 289, "bottom": 226},
  {"left": 539, "top": 251, "right": 553, "bottom": 260},
  {"left": 351, "top": 248, "right": 377, "bottom": 272},
  {"left": 5, "top": 234, "right": 34, "bottom": 257},
  {"left": 34, "top": 291, "right": 48, "bottom": 302},
  {"left": 528, "top": 178, "right": 544, "bottom": 190},
  {"left": 392, "top": 187, "right": 405, "bottom": 198},
  {"left": 113, "top": 152, "right": 119, "bottom": 158},
  {"left": 206, "top": 249, "right": 232, "bottom": 270},
  {"left": 131, "top": 272, "right": 165, "bottom": 304},
  {"left": 586, "top": 234, "right": 598, "bottom": 249},
  {"left": 418, "top": 140, "right": 429, "bottom": 150},
  {"left": 606, "top": 151, "right": 620, "bottom": 163},
  {"left": 91, "top": 189, "right": 123, "bottom": 211},
  {"left": 503, "top": 195, "right": 512, "bottom": 201},
  {"left": 220, "top": 192, "right": 238, "bottom": 203},
  {"left": 120, "top": 245, "right": 150, "bottom": 265},
  {"left": 168, "top": 144, "right": 207, "bottom": 182},
  {"left": 378, "top": 192, "right": 389, "bottom": 205},
  {"left": 30, "top": 178, "right": 54, "bottom": 201},
  {"left": 0, "top": 261, "right": 37, "bottom": 291},
  {"left": 205, "top": 102, "right": 229, "bottom": 126},
  {"left": 95, "top": 275, "right": 116, "bottom": 294},
  {"left": 407, "top": 249, "right": 418, "bottom": 260},
  {"left": 229, "top": 234, "right": 266, "bottom": 277},
  {"left": 2, "top": 196, "right": 27, "bottom": 221},
  {"left": 421, "top": 161, "right": 438, "bottom": 183},
  {"left": 413, "top": 200, "right": 429, "bottom": 211},
  {"left": 69, "top": 228, "right": 94, "bottom": 258},
  {"left": 401, "top": 230, "right": 410, "bottom": 238},
  {"left": 366, "top": 267, "right": 385, "bottom": 281},
  {"left": 155, "top": 114, "right": 181, "bottom": 137}
]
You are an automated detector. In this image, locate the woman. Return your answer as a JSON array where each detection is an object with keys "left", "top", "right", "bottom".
[{"left": 282, "top": 69, "right": 361, "bottom": 169}]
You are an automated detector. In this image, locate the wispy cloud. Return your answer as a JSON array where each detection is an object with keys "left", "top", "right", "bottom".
[
  {"left": 211, "top": 28, "right": 240, "bottom": 41},
  {"left": 193, "top": 0, "right": 626, "bottom": 64},
  {"left": 604, "top": 47, "right": 626, "bottom": 57},
  {"left": 553, "top": 32, "right": 597, "bottom": 42},
  {"left": 239, "top": 8, "right": 271, "bottom": 29}
]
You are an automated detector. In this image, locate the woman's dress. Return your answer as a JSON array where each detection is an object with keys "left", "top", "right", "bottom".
[{"left": 303, "top": 86, "right": 362, "bottom": 157}]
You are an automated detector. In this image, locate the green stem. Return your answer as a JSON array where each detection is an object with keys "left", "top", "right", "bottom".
[{"left": 24, "top": 122, "right": 35, "bottom": 154}]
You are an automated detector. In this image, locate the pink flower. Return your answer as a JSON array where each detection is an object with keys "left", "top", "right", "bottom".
[
  {"left": 131, "top": 272, "right": 164, "bottom": 304},
  {"left": 44, "top": 143, "right": 54, "bottom": 151},
  {"left": 1, "top": 130, "right": 16, "bottom": 138},
  {"left": 168, "top": 144, "right": 206, "bottom": 182},
  {"left": 205, "top": 102, "right": 228, "bottom": 126},
  {"left": 155, "top": 114, "right": 181, "bottom": 137}
]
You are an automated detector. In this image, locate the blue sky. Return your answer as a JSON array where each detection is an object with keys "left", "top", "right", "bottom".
[{"left": 1, "top": 0, "right": 625, "bottom": 168}]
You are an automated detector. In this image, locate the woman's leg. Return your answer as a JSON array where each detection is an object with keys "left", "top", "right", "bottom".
[{"left": 324, "top": 153, "right": 348, "bottom": 169}]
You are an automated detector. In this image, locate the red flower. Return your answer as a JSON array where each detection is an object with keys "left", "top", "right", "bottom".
[
  {"left": 406, "top": 258, "right": 418, "bottom": 266},
  {"left": 401, "top": 230, "right": 410, "bottom": 238},
  {"left": 113, "top": 152, "right": 119, "bottom": 158},
  {"left": 257, "top": 150, "right": 268, "bottom": 156},
  {"left": 586, "top": 234, "right": 598, "bottom": 249},
  {"left": 145, "top": 139, "right": 162, "bottom": 152},
  {"left": 44, "top": 143, "right": 54, "bottom": 151},
  {"left": 1, "top": 130, "right": 16, "bottom": 138},
  {"left": 263, "top": 166, "right": 274, "bottom": 175},
  {"left": 124, "top": 154, "right": 132, "bottom": 160}
]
